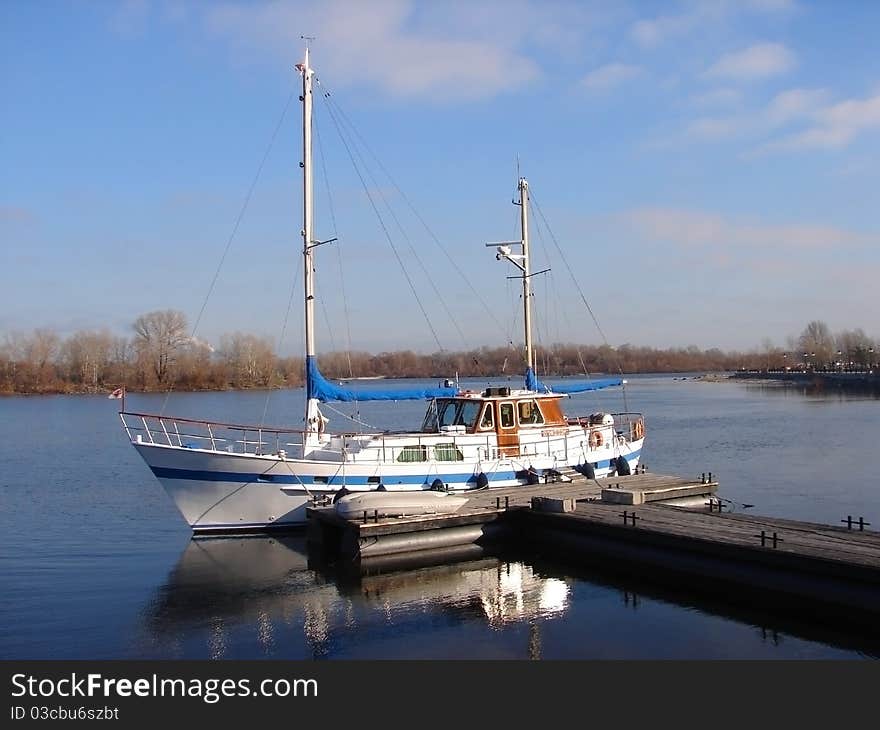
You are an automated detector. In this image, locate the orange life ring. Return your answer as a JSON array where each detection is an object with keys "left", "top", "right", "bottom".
[
  {"left": 633, "top": 420, "right": 644, "bottom": 440},
  {"left": 588, "top": 430, "right": 603, "bottom": 449}
]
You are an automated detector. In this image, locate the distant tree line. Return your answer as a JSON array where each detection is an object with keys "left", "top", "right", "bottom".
[{"left": 0, "top": 311, "right": 875, "bottom": 395}]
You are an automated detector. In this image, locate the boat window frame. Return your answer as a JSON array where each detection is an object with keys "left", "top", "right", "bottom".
[
  {"left": 478, "top": 402, "right": 494, "bottom": 430},
  {"left": 397, "top": 445, "right": 429, "bottom": 463},
  {"left": 517, "top": 398, "right": 545, "bottom": 427},
  {"left": 499, "top": 401, "right": 516, "bottom": 429},
  {"left": 421, "top": 399, "right": 440, "bottom": 432},
  {"left": 434, "top": 442, "right": 464, "bottom": 462}
]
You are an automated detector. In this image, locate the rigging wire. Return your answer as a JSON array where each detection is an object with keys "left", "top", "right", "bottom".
[
  {"left": 530, "top": 204, "right": 607, "bottom": 413},
  {"left": 528, "top": 191, "right": 629, "bottom": 412},
  {"left": 160, "top": 91, "right": 296, "bottom": 416},
  {"left": 318, "top": 84, "right": 510, "bottom": 338},
  {"left": 317, "top": 87, "right": 465, "bottom": 350},
  {"left": 261, "top": 260, "right": 302, "bottom": 426},
  {"left": 313, "top": 105, "right": 355, "bottom": 379},
  {"left": 313, "top": 101, "right": 366, "bottom": 430},
  {"left": 318, "top": 88, "right": 445, "bottom": 353}
]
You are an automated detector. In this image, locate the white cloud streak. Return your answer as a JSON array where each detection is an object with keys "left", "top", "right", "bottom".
[
  {"left": 630, "top": 1, "right": 796, "bottom": 48},
  {"left": 623, "top": 207, "right": 871, "bottom": 253},
  {"left": 767, "top": 92, "right": 880, "bottom": 150},
  {"left": 581, "top": 63, "right": 642, "bottom": 91},
  {"left": 687, "top": 87, "right": 826, "bottom": 141},
  {"left": 704, "top": 43, "right": 796, "bottom": 81},
  {"left": 203, "top": 0, "right": 564, "bottom": 100}
]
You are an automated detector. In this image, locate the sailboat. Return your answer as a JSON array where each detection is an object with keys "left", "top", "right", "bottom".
[{"left": 120, "top": 49, "right": 646, "bottom": 533}]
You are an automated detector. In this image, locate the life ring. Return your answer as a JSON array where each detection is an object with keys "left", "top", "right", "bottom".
[
  {"left": 588, "top": 430, "right": 604, "bottom": 449},
  {"left": 633, "top": 419, "right": 644, "bottom": 440}
]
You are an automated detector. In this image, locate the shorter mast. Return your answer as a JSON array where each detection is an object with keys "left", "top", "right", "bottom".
[
  {"left": 519, "top": 178, "right": 533, "bottom": 372},
  {"left": 488, "top": 177, "right": 537, "bottom": 380}
]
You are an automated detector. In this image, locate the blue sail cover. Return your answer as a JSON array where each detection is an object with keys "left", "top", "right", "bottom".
[
  {"left": 306, "top": 356, "right": 458, "bottom": 402},
  {"left": 525, "top": 367, "right": 622, "bottom": 394}
]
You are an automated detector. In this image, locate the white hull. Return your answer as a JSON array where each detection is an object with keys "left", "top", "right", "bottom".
[{"left": 133, "top": 433, "right": 643, "bottom": 532}]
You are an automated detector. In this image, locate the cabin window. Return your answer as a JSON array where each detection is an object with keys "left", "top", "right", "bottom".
[
  {"left": 437, "top": 399, "right": 482, "bottom": 430},
  {"left": 437, "top": 400, "right": 457, "bottom": 428},
  {"left": 397, "top": 445, "right": 428, "bottom": 463},
  {"left": 458, "top": 400, "right": 481, "bottom": 428},
  {"left": 422, "top": 400, "right": 439, "bottom": 432},
  {"left": 434, "top": 443, "right": 464, "bottom": 461},
  {"left": 518, "top": 399, "right": 545, "bottom": 426},
  {"left": 479, "top": 403, "right": 494, "bottom": 429},
  {"left": 500, "top": 402, "right": 515, "bottom": 428}
]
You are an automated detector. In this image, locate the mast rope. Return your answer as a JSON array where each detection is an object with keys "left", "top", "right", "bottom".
[
  {"left": 317, "top": 86, "right": 465, "bottom": 349},
  {"left": 160, "top": 90, "right": 296, "bottom": 415},
  {"left": 318, "top": 85, "right": 509, "bottom": 338},
  {"left": 260, "top": 254, "right": 302, "bottom": 426},
  {"left": 321, "top": 401, "right": 379, "bottom": 430},
  {"left": 318, "top": 87, "right": 445, "bottom": 352},
  {"left": 313, "top": 105, "right": 355, "bottom": 379},
  {"left": 530, "top": 207, "right": 608, "bottom": 412},
  {"left": 529, "top": 191, "right": 629, "bottom": 411}
]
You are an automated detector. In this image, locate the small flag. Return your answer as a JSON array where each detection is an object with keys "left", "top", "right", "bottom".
[{"left": 108, "top": 388, "right": 124, "bottom": 399}]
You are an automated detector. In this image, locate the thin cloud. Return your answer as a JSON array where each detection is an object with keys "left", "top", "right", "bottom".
[
  {"left": 765, "top": 91, "right": 880, "bottom": 150},
  {"left": 704, "top": 43, "right": 796, "bottom": 81},
  {"left": 623, "top": 207, "right": 871, "bottom": 252},
  {"left": 631, "top": 1, "right": 795, "bottom": 48},
  {"left": 581, "top": 63, "right": 642, "bottom": 91},
  {"left": 630, "top": 13, "right": 697, "bottom": 48},
  {"left": 691, "top": 88, "right": 743, "bottom": 108},
  {"left": 687, "top": 87, "right": 826, "bottom": 141},
  {"left": 205, "top": 0, "right": 544, "bottom": 100}
]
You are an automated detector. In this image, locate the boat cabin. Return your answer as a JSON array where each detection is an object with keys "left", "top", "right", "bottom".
[{"left": 422, "top": 387, "right": 567, "bottom": 455}]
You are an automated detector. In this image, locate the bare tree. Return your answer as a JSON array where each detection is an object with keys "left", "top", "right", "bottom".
[
  {"left": 797, "top": 320, "right": 834, "bottom": 367},
  {"left": 61, "top": 330, "right": 113, "bottom": 386},
  {"left": 220, "top": 333, "right": 276, "bottom": 387},
  {"left": 836, "top": 328, "right": 875, "bottom": 367},
  {"left": 133, "top": 310, "right": 189, "bottom": 385}
]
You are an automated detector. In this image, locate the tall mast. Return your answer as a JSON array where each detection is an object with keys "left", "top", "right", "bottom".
[
  {"left": 298, "top": 46, "right": 319, "bottom": 441},
  {"left": 519, "top": 177, "right": 533, "bottom": 372},
  {"left": 301, "top": 47, "right": 315, "bottom": 368}
]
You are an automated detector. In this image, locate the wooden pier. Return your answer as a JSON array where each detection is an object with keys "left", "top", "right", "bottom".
[
  {"left": 307, "top": 471, "right": 880, "bottom": 627},
  {"left": 307, "top": 470, "right": 716, "bottom": 559}
]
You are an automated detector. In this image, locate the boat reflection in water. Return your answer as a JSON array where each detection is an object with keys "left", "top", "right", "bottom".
[{"left": 142, "top": 536, "right": 571, "bottom": 659}]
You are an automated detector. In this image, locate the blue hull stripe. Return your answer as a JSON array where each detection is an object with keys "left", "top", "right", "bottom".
[{"left": 150, "top": 449, "right": 641, "bottom": 486}]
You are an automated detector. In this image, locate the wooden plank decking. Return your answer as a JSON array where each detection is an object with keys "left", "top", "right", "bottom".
[
  {"left": 306, "top": 470, "right": 880, "bottom": 628},
  {"left": 526, "top": 502, "right": 880, "bottom": 577}
]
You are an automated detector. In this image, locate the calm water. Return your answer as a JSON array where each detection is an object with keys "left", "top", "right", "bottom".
[{"left": 1, "top": 376, "right": 878, "bottom": 659}]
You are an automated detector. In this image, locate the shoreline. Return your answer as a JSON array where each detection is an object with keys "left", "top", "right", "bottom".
[{"left": 0, "top": 370, "right": 735, "bottom": 397}]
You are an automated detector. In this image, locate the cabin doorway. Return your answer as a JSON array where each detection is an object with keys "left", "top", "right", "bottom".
[{"left": 495, "top": 401, "right": 519, "bottom": 457}]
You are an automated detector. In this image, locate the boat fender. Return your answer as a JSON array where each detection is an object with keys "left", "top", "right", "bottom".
[
  {"left": 475, "top": 472, "right": 489, "bottom": 490},
  {"left": 527, "top": 467, "right": 540, "bottom": 485},
  {"left": 430, "top": 478, "right": 447, "bottom": 492},
  {"left": 615, "top": 455, "right": 631, "bottom": 476},
  {"left": 332, "top": 486, "right": 351, "bottom": 504},
  {"left": 579, "top": 462, "right": 596, "bottom": 479}
]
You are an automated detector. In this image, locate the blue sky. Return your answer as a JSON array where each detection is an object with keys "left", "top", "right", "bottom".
[{"left": 2, "top": 0, "right": 878, "bottom": 355}]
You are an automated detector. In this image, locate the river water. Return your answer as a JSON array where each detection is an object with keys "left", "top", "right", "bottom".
[{"left": 1, "top": 375, "right": 877, "bottom": 659}]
